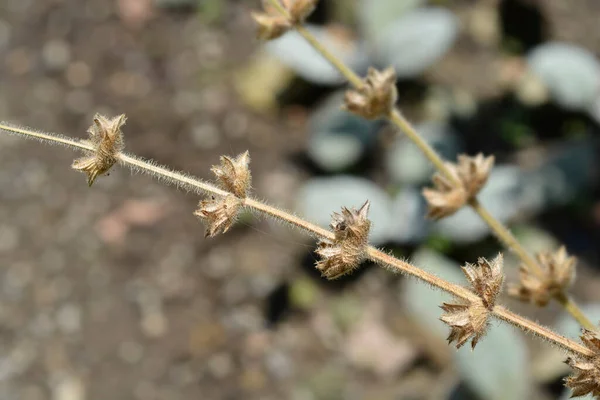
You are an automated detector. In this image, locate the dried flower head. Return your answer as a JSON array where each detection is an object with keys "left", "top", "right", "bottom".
[
  {"left": 315, "top": 201, "right": 371, "bottom": 279},
  {"left": 252, "top": 0, "right": 318, "bottom": 40},
  {"left": 423, "top": 153, "right": 494, "bottom": 219},
  {"left": 194, "top": 194, "right": 242, "bottom": 237},
  {"left": 72, "top": 114, "right": 126, "bottom": 186},
  {"left": 211, "top": 151, "right": 251, "bottom": 198},
  {"left": 251, "top": 11, "right": 291, "bottom": 40},
  {"left": 440, "top": 255, "right": 503, "bottom": 349},
  {"left": 462, "top": 254, "right": 504, "bottom": 309},
  {"left": 343, "top": 67, "right": 398, "bottom": 120},
  {"left": 283, "top": 0, "right": 318, "bottom": 23},
  {"left": 509, "top": 246, "right": 577, "bottom": 306},
  {"left": 565, "top": 329, "right": 600, "bottom": 397},
  {"left": 440, "top": 302, "right": 489, "bottom": 349}
]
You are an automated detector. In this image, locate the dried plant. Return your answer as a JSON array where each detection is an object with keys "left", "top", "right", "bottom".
[{"left": 1, "top": 0, "right": 599, "bottom": 397}]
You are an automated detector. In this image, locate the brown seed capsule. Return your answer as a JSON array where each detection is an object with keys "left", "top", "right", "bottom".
[
  {"left": 565, "top": 329, "right": 600, "bottom": 397},
  {"left": 423, "top": 153, "right": 494, "bottom": 219},
  {"left": 72, "top": 114, "right": 126, "bottom": 186},
  {"left": 509, "top": 246, "right": 577, "bottom": 306},
  {"left": 211, "top": 151, "right": 251, "bottom": 198},
  {"left": 285, "top": 0, "right": 318, "bottom": 24},
  {"left": 194, "top": 194, "right": 242, "bottom": 237},
  {"left": 343, "top": 67, "right": 398, "bottom": 120},
  {"left": 440, "top": 255, "right": 504, "bottom": 349},
  {"left": 251, "top": 12, "right": 291, "bottom": 41},
  {"left": 462, "top": 254, "right": 504, "bottom": 309},
  {"left": 440, "top": 301, "right": 489, "bottom": 349},
  {"left": 251, "top": 0, "right": 318, "bottom": 40},
  {"left": 315, "top": 201, "right": 371, "bottom": 279}
]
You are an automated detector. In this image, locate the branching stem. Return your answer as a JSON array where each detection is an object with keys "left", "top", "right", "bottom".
[
  {"left": 0, "top": 121, "right": 593, "bottom": 357},
  {"left": 263, "top": 5, "right": 594, "bottom": 330}
]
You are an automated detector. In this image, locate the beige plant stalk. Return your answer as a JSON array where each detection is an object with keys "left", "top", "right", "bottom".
[
  {"left": 257, "top": 0, "right": 593, "bottom": 331},
  {"left": 1, "top": 114, "right": 599, "bottom": 396}
]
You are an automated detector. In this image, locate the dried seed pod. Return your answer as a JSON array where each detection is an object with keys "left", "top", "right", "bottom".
[
  {"left": 252, "top": 0, "right": 318, "bottom": 40},
  {"left": 315, "top": 201, "right": 371, "bottom": 279},
  {"left": 343, "top": 67, "right": 398, "bottom": 120},
  {"left": 194, "top": 194, "right": 242, "bottom": 237},
  {"left": 462, "top": 254, "right": 504, "bottom": 309},
  {"left": 509, "top": 246, "right": 577, "bottom": 306},
  {"left": 440, "top": 302, "right": 489, "bottom": 349},
  {"left": 211, "top": 151, "right": 251, "bottom": 198},
  {"left": 72, "top": 114, "right": 126, "bottom": 186},
  {"left": 440, "top": 255, "right": 503, "bottom": 349},
  {"left": 251, "top": 12, "right": 291, "bottom": 40},
  {"left": 565, "top": 329, "right": 600, "bottom": 397},
  {"left": 423, "top": 153, "right": 494, "bottom": 219},
  {"left": 284, "top": 0, "right": 318, "bottom": 24}
]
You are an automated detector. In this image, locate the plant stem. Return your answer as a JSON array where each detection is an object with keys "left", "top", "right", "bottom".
[
  {"left": 270, "top": 13, "right": 594, "bottom": 331},
  {"left": 0, "top": 121, "right": 593, "bottom": 357}
]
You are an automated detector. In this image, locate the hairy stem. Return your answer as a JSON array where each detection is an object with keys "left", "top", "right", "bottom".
[
  {"left": 268, "top": 10, "right": 594, "bottom": 330},
  {"left": 0, "top": 121, "right": 592, "bottom": 358}
]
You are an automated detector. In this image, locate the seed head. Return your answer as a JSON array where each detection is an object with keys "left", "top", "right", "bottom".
[
  {"left": 72, "top": 114, "right": 126, "bottom": 186},
  {"left": 194, "top": 195, "right": 242, "bottom": 237},
  {"left": 565, "top": 329, "right": 600, "bottom": 397},
  {"left": 462, "top": 254, "right": 504, "bottom": 309},
  {"left": 343, "top": 67, "right": 398, "bottom": 120},
  {"left": 423, "top": 153, "right": 494, "bottom": 219},
  {"left": 252, "top": 0, "right": 318, "bottom": 41},
  {"left": 440, "top": 255, "right": 503, "bottom": 349},
  {"left": 211, "top": 151, "right": 251, "bottom": 198},
  {"left": 315, "top": 201, "right": 371, "bottom": 279},
  {"left": 440, "top": 302, "right": 489, "bottom": 349},
  {"left": 251, "top": 12, "right": 291, "bottom": 40},
  {"left": 509, "top": 246, "right": 577, "bottom": 306},
  {"left": 283, "top": 0, "right": 318, "bottom": 24}
]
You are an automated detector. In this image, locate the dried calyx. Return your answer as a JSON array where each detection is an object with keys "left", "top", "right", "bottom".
[
  {"left": 509, "top": 246, "right": 576, "bottom": 306},
  {"left": 316, "top": 201, "right": 371, "bottom": 279},
  {"left": 195, "top": 152, "right": 251, "bottom": 237},
  {"left": 344, "top": 67, "right": 398, "bottom": 120},
  {"left": 423, "top": 153, "right": 494, "bottom": 220},
  {"left": 251, "top": 0, "right": 318, "bottom": 40},
  {"left": 566, "top": 329, "right": 600, "bottom": 397},
  {"left": 441, "top": 254, "right": 504, "bottom": 349},
  {"left": 72, "top": 114, "right": 126, "bottom": 186},
  {"left": 211, "top": 151, "right": 252, "bottom": 198}
]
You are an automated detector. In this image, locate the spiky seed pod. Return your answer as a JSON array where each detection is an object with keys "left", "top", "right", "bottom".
[
  {"left": 509, "top": 246, "right": 577, "bottom": 306},
  {"left": 440, "top": 302, "right": 489, "bottom": 349},
  {"left": 462, "top": 254, "right": 504, "bottom": 309},
  {"left": 565, "top": 329, "right": 600, "bottom": 397},
  {"left": 252, "top": 0, "right": 318, "bottom": 40},
  {"left": 194, "top": 195, "right": 242, "bottom": 238},
  {"left": 315, "top": 201, "right": 371, "bottom": 279},
  {"left": 343, "top": 67, "right": 398, "bottom": 120},
  {"left": 211, "top": 151, "right": 251, "bottom": 198},
  {"left": 72, "top": 114, "right": 126, "bottom": 186},
  {"left": 423, "top": 153, "right": 494, "bottom": 219},
  {"left": 440, "top": 255, "right": 504, "bottom": 349}
]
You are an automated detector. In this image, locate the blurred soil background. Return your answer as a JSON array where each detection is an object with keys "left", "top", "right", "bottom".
[{"left": 1, "top": 0, "right": 600, "bottom": 399}]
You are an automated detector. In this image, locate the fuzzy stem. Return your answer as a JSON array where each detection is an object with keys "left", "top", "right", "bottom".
[
  {"left": 554, "top": 292, "right": 595, "bottom": 331},
  {"left": 244, "top": 198, "right": 335, "bottom": 240},
  {"left": 269, "top": 9, "right": 594, "bottom": 331},
  {"left": 0, "top": 121, "right": 593, "bottom": 358},
  {"left": 493, "top": 306, "right": 593, "bottom": 356}
]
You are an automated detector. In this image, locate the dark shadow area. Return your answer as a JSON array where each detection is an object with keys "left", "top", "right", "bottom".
[{"left": 499, "top": 0, "right": 547, "bottom": 53}]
